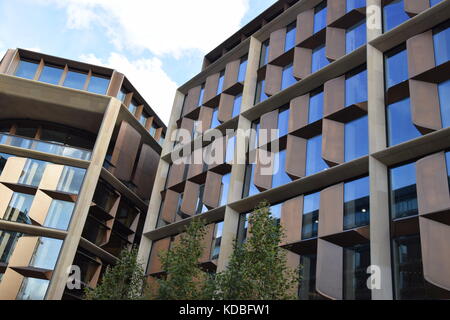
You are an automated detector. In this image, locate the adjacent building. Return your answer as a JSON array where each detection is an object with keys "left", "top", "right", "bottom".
[
  {"left": 140, "top": 0, "right": 450, "bottom": 300},
  {"left": 0, "top": 49, "right": 165, "bottom": 299}
]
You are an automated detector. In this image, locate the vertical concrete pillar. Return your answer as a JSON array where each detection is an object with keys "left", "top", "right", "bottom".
[
  {"left": 367, "top": 0, "right": 394, "bottom": 300},
  {"left": 45, "top": 98, "right": 122, "bottom": 300}
]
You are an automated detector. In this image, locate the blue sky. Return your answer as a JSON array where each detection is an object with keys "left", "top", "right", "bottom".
[{"left": 0, "top": 0, "right": 277, "bottom": 124}]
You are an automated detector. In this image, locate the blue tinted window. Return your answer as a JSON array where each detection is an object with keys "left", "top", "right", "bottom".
[
  {"left": 306, "top": 135, "right": 329, "bottom": 176},
  {"left": 243, "top": 163, "right": 260, "bottom": 197},
  {"left": 278, "top": 108, "right": 289, "bottom": 138},
  {"left": 346, "top": 68, "right": 367, "bottom": 106},
  {"left": 238, "top": 56, "right": 248, "bottom": 82},
  {"left": 225, "top": 135, "right": 236, "bottom": 163},
  {"left": 39, "top": 65, "right": 64, "bottom": 85},
  {"left": 30, "top": 237, "right": 63, "bottom": 270},
  {"left": 87, "top": 75, "right": 109, "bottom": 95},
  {"left": 117, "top": 88, "right": 127, "bottom": 102},
  {"left": 211, "top": 107, "right": 220, "bottom": 128},
  {"left": 302, "top": 192, "right": 320, "bottom": 239},
  {"left": 438, "top": 79, "right": 450, "bottom": 128},
  {"left": 309, "top": 90, "right": 324, "bottom": 124},
  {"left": 344, "top": 176, "right": 370, "bottom": 229},
  {"left": 387, "top": 98, "right": 421, "bottom": 146},
  {"left": 15, "top": 60, "right": 38, "bottom": 79},
  {"left": 433, "top": 24, "right": 450, "bottom": 66},
  {"left": 63, "top": 70, "right": 87, "bottom": 90},
  {"left": 270, "top": 203, "right": 283, "bottom": 222},
  {"left": 285, "top": 23, "right": 297, "bottom": 52},
  {"left": 198, "top": 84, "right": 205, "bottom": 106},
  {"left": 345, "top": 116, "right": 368, "bottom": 162},
  {"left": 233, "top": 94, "right": 242, "bottom": 118},
  {"left": 281, "top": 63, "right": 296, "bottom": 90},
  {"left": 220, "top": 173, "right": 231, "bottom": 206},
  {"left": 390, "top": 162, "right": 418, "bottom": 219},
  {"left": 383, "top": 0, "right": 409, "bottom": 32},
  {"left": 44, "top": 200, "right": 74, "bottom": 230},
  {"left": 255, "top": 80, "right": 269, "bottom": 104},
  {"left": 272, "top": 150, "right": 292, "bottom": 188},
  {"left": 346, "top": 20, "right": 366, "bottom": 54},
  {"left": 217, "top": 71, "right": 225, "bottom": 95},
  {"left": 385, "top": 46, "right": 408, "bottom": 89},
  {"left": 260, "top": 40, "right": 270, "bottom": 67},
  {"left": 4, "top": 192, "right": 34, "bottom": 224},
  {"left": 430, "top": 0, "right": 443, "bottom": 7},
  {"left": 312, "top": 44, "right": 329, "bottom": 73},
  {"left": 446, "top": 152, "right": 450, "bottom": 185},
  {"left": 314, "top": 2, "right": 328, "bottom": 33},
  {"left": 347, "top": 0, "right": 366, "bottom": 12}
]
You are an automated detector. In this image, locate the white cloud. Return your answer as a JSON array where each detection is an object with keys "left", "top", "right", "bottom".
[
  {"left": 40, "top": 0, "right": 250, "bottom": 58},
  {"left": 80, "top": 53, "right": 177, "bottom": 125}
]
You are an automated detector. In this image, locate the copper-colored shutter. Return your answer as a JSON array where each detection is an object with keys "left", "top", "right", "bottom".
[
  {"left": 268, "top": 28, "right": 286, "bottom": 62},
  {"left": 322, "top": 119, "right": 344, "bottom": 167},
  {"left": 416, "top": 152, "right": 450, "bottom": 216},
  {"left": 327, "top": 0, "right": 346, "bottom": 25},
  {"left": 404, "top": 0, "right": 430, "bottom": 17},
  {"left": 110, "top": 121, "right": 141, "bottom": 181},
  {"left": 106, "top": 71, "right": 124, "bottom": 97},
  {"left": 409, "top": 80, "right": 442, "bottom": 134},
  {"left": 203, "top": 73, "right": 220, "bottom": 104},
  {"left": 285, "top": 135, "right": 307, "bottom": 180},
  {"left": 218, "top": 93, "right": 235, "bottom": 123},
  {"left": 296, "top": 9, "right": 314, "bottom": 45},
  {"left": 293, "top": 47, "right": 312, "bottom": 80},
  {"left": 324, "top": 76, "right": 345, "bottom": 117},
  {"left": 166, "top": 161, "right": 186, "bottom": 189},
  {"left": 223, "top": 59, "right": 240, "bottom": 92},
  {"left": 407, "top": 31, "right": 435, "bottom": 78},
  {"left": 318, "top": 183, "right": 344, "bottom": 237},
  {"left": 203, "top": 171, "right": 222, "bottom": 209},
  {"left": 265, "top": 64, "right": 283, "bottom": 97},
  {"left": 254, "top": 149, "right": 274, "bottom": 191},
  {"left": 180, "top": 181, "right": 200, "bottom": 216},
  {"left": 197, "top": 106, "right": 213, "bottom": 133},
  {"left": 316, "top": 239, "right": 343, "bottom": 300},
  {"left": 419, "top": 217, "right": 450, "bottom": 291},
  {"left": 178, "top": 117, "right": 195, "bottom": 144},
  {"left": 147, "top": 238, "right": 171, "bottom": 274},
  {"left": 132, "top": 144, "right": 160, "bottom": 200},
  {"left": 183, "top": 85, "right": 202, "bottom": 116},
  {"left": 281, "top": 196, "right": 303, "bottom": 246},
  {"left": 289, "top": 94, "right": 309, "bottom": 133},
  {"left": 187, "top": 148, "right": 204, "bottom": 179},
  {"left": 200, "top": 224, "right": 216, "bottom": 263},
  {"left": 160, "top": 190, "right": 180, "bottom": 224},
  {"left": 326, "top": 27, "right": 346, "bottom": 62},
  {"left": 259, "top": 109, "right": 279, "bottom": 147}
]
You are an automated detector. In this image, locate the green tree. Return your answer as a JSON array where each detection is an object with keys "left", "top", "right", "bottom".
[
  {"left": 154, "top": 218, "right": 214, "bottom": 300},
  {"left": 84, "top": 247, "right": 147, "bottom": 300},
  {"left": 214, "top": 201, "right": 300, "bottom": 300}
]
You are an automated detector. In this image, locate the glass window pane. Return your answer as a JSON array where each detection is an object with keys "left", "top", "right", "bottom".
[
  {"left": 87, "top": 75, "right": 109, "bottom": 95},
  {"left": 233, "top": 93, "right": 242, "bottom": 118},
  {"left": 314, "top": 2, "right": 327, "bottom": 33},
  {"left": 430, "top": 0, "right": 443, "bottom": 6},
  {"left": 129, "top": 100, "right": 138, "bottom": 115},
  {"left": 285, "top": 23, "right": 297, "bottom": 52},
  {"left": 63, "top": 70, "right": 87, "bottom": 90},
  {"left": 238, "top": 56, "right": 248, "bottom": 82},
  {"left": 438, "top": 79, "right": 450, "bottom": 128},
  {"left": 272, "top": 150, "right": 292, "bottom": 188},
  {"left": 309, "top": 90, "right": 324, "bottom": 124},
  {"left": 387, "top": 98, "right": 421, "bottom": 146},
  {"left": 278, "top": 108, "right": 289, "bottom": 138},
  {"left": 15, "top": 60, "right": 38, "bottom": 80},
  {"left": 343, "top": 244, "right": 371, "bottom": 300},
  {"left": 243, "top": 163, "right": 259, "bottom": 198},
  {"left": 220, "top": 173, "right": 231, "bottom": 206},
  {"left": 433, "top": 23, "right": 450, "bottom": 66},
  {"left": 260, "top": 40, "right": 270, "bottom": 67},
  {"left": 198, "top": 84, "right": 205, "bottom": 106},
  {"left": 117, "top": 88, "right": 127, "bottom": 102},
  {"left": 17, "top": 278, "right": 49, "bottom": 300},
  {"left": 217, "top": 71, "right": 225, "bottom": 95},
  {"left": 299, "top": 254, "right": 321, "bottom": 300},
  {"left": 347, "top": 0, "right": 366, "bottom": 12},
  {"left": 44, "top": 200, "right": 74, "bottom": 230},
  {"left": 255, "top": 79, "right": 269, "bottom": 104},
  {"left": 281, "top": 63, "right": 296, "bottom": 90},
  {"left": 390, "top": 162, "right": 418, "bottom": 219},
  {"left": 312, "top": 44, "right": 329, "bottom": 73},
  {"left": 344, "top": 176, "right": 370, "bottom": 229},
  {"left": 446, "top": 151, "right": 450, "bottom": 185},
  {"left": 211, "top": 107, "right": 220, "bottom": 128},
  {"left": 385, "top": 46, "right": 408, "bottom": 89},
  {"left": 30, "top": 237, "right": 63, "bottom": 270},
  {"left": 306, "top": 135, "right": 329, "bottom": 176},
  {"left": 57, "top": 166, "right": 86, "bottom": 194},
  {"left": 18, "top": 159, "right": 47, "bottom": 187},
  {"left": 302, "top": 192, "right": 320, "bottom": 239},
  {"left": 345, "top": 115, "right": 368, "bottom": 161},
  {"left": 4, "top": 193, "right": 34, "bottom": 224},
  {"left": 383, "top": 0, "right": 409, "bottom": 32},
  {"left": 0, "top": 231, "right": 21, "bottom": 264},
  {"left": 39, "top": 65, "right": 64, "bottom": 85},
  {"left": 346, "top": 20, "right": 367, "bottom": 54},
  {"left": 211, "top": 221, "right": 224, "bottom": 260},
  {"left": 346, "top": 68, "right": 367, "bottom": 106}
]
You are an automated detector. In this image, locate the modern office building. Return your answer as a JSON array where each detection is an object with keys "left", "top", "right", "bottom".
[
  {"left": 0, "top": 49, "right": 165, "bottom": 299},
  {"left": 140, "top": 0, "right": 450, "bottom": 300}
]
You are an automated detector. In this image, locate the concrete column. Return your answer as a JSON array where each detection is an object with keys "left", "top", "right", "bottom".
[
  {"left": 217, "top": 37, "right": 261, "bottom": 272},
  {"left": 45, "top": 98, "right": 122, "bottom": 300},
  {"left": 367, "top": 0, "right": 394, "bottom": 300}
]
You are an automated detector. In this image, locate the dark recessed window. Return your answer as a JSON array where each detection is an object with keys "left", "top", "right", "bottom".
[
  {"left": 438, "top": 79, "right": 450, "bottom": 128},
  {"left": 385, "top": 45, "right": 408, "bottom": 89},
  {"left": 299, "top": 254, "right": 321, "bottom": 300},
  {"left": 312, "top": 44, "right": 329, "bottom": 73},
  {"left": 344, "top": 176, "right": 370, "bottom": 229},
  {"left": 309, "top": 89, "right": 324, "bottom": 124},
  {"left": 260, "top": 39, "right": 270, "bottom": 67},
  {"left": 389, "top": 162, "right": 418, "bottom": 219},
  {"left": 285, "top": 22, "right": 297, "bottom": 52},
  {"left": 272, "top": 149, "right": 292, "bottom": 189},
  {"left": 129, "top": 100, "right": 138, "bottom": 115},
  {"left": 343, "top": 243, "right": 371, "bottom": 300},
  {"left": 383, "top": 0, "right": 409, "bottom": 32},
  {"left": 63, "top": 69, "right": 87, "bottom": 90},
  {"left": 302, "top": 192, "right": 320, "bottom": 240},
  {"left": 139, "top": 112, "right": 148, "bottom": 126},
  {"left": 255, "top": 79, "right": 268, "bottom": 104},
  {"left": 15, "top": 60, "right": 39, "bottom": 80},
  {"left": 39, "top": 64, "right": 64, "bottom": 85},
  {"left": 306, "top": 135, "right": 329, "bottom": 176},
  {"left": 313, "top": 1, "right": 328, "bottom": 34},
  {"left": 243, "top": 163, "right": 259, "bottom": 198},
  {"left": 345, "top": 115, "right": 368, "bottom": 162},
  {"left": 281, "top": 63, "right": 296, "bottom": 90},
  {"left": 195, "top": 184, "right": 208, "bottom": 215},
  {"left": 211, "top": 222, "right": 223, "bottom": 260},
  {"left": 0, "top": 153, "right": 12, "bottom": 176},
  {"left": 117, "top": 88, "right": 127, "bottom": 102},
  {"left": 346, "top": 68, "right": 367, "bottom": 107},
  {"left": 346, "top": 20, "right": 366, "bottom": 54},
  {"left": 87, "top": 75, "right": 110, "bottom": 95},
  {"left": 433, "top": 22, "right": 450, "bottom": 66},
  {"left": 387, "top": 97, "right": 421, "bottom": 146}
]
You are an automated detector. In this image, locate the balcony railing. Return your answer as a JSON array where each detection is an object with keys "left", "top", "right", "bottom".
[{"left": 0, "top": 133, "right": 92, "bottom": 161}]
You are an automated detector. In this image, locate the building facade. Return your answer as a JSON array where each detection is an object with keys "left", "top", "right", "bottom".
[
  {"left": 0, "top": 49, "right": 165, "bottom": 299},
  {"left": 140, "top": 0, "right": 450, "bottom": 300}
]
